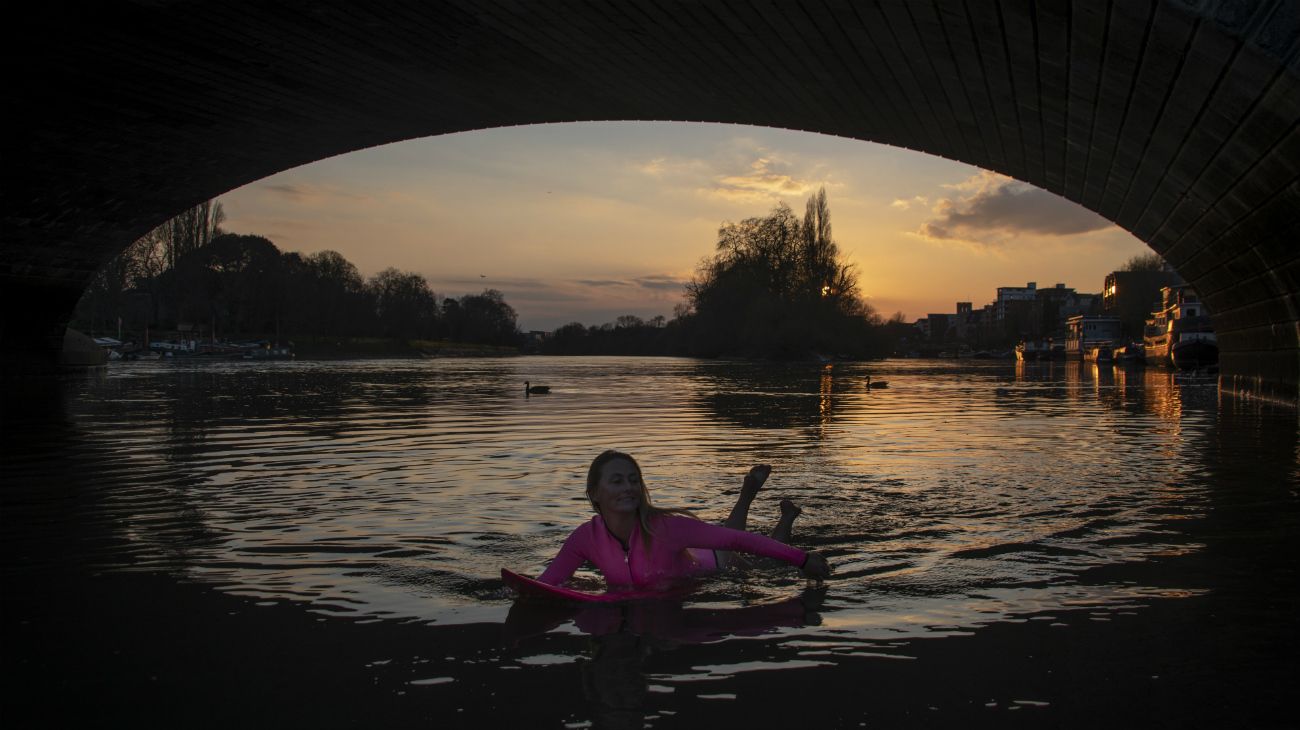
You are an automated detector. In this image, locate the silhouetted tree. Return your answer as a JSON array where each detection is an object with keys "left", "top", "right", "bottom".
[
  {"left": 296, "top": 250, "right": 373, "bottom": 336},
  {"left": 546, "top": 321, "right": 589, "bottom": 352},
  {"left": 540, "top": 316, "right": 675, "bottom": 355},
  {"left": 681, "top": 188, "right": 878, "bottom": 358},
  {"left": 72, "top": 200, "right": 222, "bottom": 334},
  {"left": 73, "top": 234, "right": 154, "bottom": 335},
  {"left": 368, "top": 268, "right": 438, "bottom": 339},
  {"left": 161, "top": 200, "right": 226, "bottom": 270},
  {"left": 447, "top": 289, "right": 519, "bottom": 346},
  {"left": 1120, "top": 252, "right": 1167, "bottom": 272},
  {"left": 167, "top": 233, "right": 286, "bottom": 338}
]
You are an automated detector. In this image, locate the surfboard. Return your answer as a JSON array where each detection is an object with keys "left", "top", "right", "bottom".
[{"left": 501, "top": 568, "right": 682, "bottom": 604}]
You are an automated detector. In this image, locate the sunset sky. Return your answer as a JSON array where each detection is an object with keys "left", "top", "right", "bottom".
[{"left": 220, "top": 122, "right": 1151, "bottom": 332}]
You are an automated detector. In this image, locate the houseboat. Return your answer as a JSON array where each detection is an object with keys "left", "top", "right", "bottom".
[
  {"left": 1144, "top": 285, "right": 1217, "bottom": 369},
  {"left": 1065, "top": 315, "right": 1123, "bottom": 360}
]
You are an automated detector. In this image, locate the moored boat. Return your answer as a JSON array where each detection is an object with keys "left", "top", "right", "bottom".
[
  {"left": 1171, "top": 333, "right": 1218, "bottom": 370},
  {"left": 1144, "top": 285, "right": 1216, "bottom": 369},
  {"left": 1065, "top": 315, "right": 1122, "bottom": 360},
  {"left": 244, "top": 344, "right": 295, "bottom": 360},
  {"left": 1113, "top": 343, "right": 1145, "bottom": 366},
  {"left": 1015, "top": 339, "right": 1047, "bottom": 361},
  {"left": 1085, "top": 344, "right": 1114, "bottom": 363}
]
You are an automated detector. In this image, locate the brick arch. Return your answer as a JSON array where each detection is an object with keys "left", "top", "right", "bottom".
[{"left": 4, "top": 0, "right": 1298, "bottom": 400}]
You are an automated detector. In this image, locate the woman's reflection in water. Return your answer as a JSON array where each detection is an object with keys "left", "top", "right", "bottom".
[{"left": 504, "top": 587, "right": 826, "bottom": 729}]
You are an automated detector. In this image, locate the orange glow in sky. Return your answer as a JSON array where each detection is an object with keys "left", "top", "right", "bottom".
[{"left": 219, "top": 122, "right": 1150, "bottom": 331}]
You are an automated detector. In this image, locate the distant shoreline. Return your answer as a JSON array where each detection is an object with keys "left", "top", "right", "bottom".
[{"left": 290, "top": 337, "right": 519, "bottom": 359}]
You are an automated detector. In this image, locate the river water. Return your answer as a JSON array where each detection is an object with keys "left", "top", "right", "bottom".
[{"left": 3, "top": 357, "right": 1297, "bottom": 727}]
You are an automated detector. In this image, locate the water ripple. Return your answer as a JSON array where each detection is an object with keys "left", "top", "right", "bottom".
[{"left": 4, "top": 357, "right": 1297, "bottom": 642}]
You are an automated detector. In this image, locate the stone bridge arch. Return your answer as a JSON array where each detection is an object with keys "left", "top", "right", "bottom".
[{"left": 3, "top": 0, "right": 1298, "bottom": 400}]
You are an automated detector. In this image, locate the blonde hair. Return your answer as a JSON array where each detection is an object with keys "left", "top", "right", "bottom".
[{"left": 586, "top": 450, "right": 695, "bottom": 550}]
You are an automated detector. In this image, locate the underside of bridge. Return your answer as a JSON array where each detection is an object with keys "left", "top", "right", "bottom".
[{"left": 3, "top": 0, "right": 1298, "bottom": 399}]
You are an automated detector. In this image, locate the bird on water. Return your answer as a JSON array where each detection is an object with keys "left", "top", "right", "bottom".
[
  {"left": 865, "top": 375, "right": 889, "bottom": 389},
  {"left": 525, "top": 381, "right": 551, "bottom": 395}
]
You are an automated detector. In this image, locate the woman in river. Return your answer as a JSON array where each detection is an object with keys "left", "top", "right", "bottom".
[{"left": 537, "top": 450, "right": 831, "bottom": 588}]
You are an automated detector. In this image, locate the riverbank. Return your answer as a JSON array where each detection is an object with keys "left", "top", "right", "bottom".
[{"left": 282, "top": 336, "right": 520, "bottom": 359}]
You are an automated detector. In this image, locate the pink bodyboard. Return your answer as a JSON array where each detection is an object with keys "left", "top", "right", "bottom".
[{"left": 501, "top": 568, "right": 680, "bottom": 604}]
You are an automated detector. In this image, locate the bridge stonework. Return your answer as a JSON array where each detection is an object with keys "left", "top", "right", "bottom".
[{"left": 3, "top": 1, "right": 1297, "bottom": 400}]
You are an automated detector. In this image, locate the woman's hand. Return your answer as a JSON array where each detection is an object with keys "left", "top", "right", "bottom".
[{"left": 801, "top": 551, "right": 831, "bottom": 581}]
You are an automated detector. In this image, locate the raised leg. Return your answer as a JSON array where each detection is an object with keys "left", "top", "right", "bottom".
[
  {"left": 770, "top": 499, "right": 802, "bottom": 543},
  {"left": 715, "top": 465, "right": 772, "bottom": 569},
  {"left": 724, "top": 464, "right": 770, "bottom": 532}
]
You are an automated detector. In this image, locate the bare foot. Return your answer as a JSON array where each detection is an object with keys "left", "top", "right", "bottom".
[
  {"left": 741, "top": 464, "right": 772, "bottom": 498},
  {"left": 779, "top": 498, "right": 802, "bottom": 519}
]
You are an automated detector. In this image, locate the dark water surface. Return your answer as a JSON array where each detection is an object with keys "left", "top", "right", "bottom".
[{"left": 3, "top": 357, "right": 1297, "bottom": 727}]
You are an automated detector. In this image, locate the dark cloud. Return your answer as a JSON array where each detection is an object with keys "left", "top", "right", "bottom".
[
  {"left": 918, "top": 174, "right": 1113, "bottom": 245},
  {"left": 575, "top": 279, "right": 630, "bottom": 288},
  {"left": 264, "top": 183, "right": 306, "bottom": 199},
  {"left": 261, "top": 182, "right": 367, "bottom": 204},
  {"left": 634, "top": 275, "right": 688, "bottom": 291},
  {"left": 435, "top": 276, "right": 554, "bottom": 290},
  {"left": 565, "top": 276, "right": 688, "bottom": 291}
]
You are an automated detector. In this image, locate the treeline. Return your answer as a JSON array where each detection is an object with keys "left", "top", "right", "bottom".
[
  {"left": 79, "top": 189, "right": 903, "bottom": 359},
  {"left": 542, "top": 315, "right": 678, "bottom": 355},
  {"left": 544, "top": 189, "right": 902, "bottom": 359},
  {"left": 73, "top": 203, "right": 519, "bottom": 346}
]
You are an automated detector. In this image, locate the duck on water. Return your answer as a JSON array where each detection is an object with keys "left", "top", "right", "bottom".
[{"left": 525, "top": 381, "right": 550, "bottom": 396}]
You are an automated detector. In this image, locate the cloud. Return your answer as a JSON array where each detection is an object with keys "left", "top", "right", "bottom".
[
  {"left": 570, "top": 275, "right": 690, "bottom": 292},
  {"left": 631, "top": 155, "right": 709, "bottom": 180},
  {"left": 423, "top": 274, "right": 688, "bottom": 331},
  {"left": 707, "top": 156, "right": 824, "bottom": 204},
  {"left": 633, "top": 274, "right": 689, "bottom": 291},
  {"left": 633, "top": 140, "right": 831, "bottom": 207},
  {"left": 434, "top": 276, "right": 563, "bottom": 294},
  {"left": 891, "top": 196, "right": 928, "bottom": 210},
  {"left": 637, "top": 157, "right": 667, "bottom": 176},
  {"left": 428, "top": 273, "right": 688, "bottom": 307},
  {"left": 914, "top": 171, "right": 1114, "bottom": 248},
  {"left": 261, "top": 182, "right": 370, "bottom": 205}
]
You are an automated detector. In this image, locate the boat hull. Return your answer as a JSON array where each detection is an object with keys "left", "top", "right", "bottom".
[
  {"left": 1171, "top": 339, "right": 1218, "bottom": 370},
  {"left": 1084, "top": 346, "right": 1114, "bottom": 363},
  {"left": 1113, "top": 345, "right": 1145, "bottom": 367}
]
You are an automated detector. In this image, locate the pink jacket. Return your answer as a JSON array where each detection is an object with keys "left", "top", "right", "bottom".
[{"left": 537, "top": 513, "right": 807, "bottom": 588}]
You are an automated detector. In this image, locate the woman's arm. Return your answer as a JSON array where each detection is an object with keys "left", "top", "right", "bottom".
[
  {"left": 662, "top": 515, "right": 807, "bottom": 566},
  {"left": 536, "top": 524, "right": 591, "bottom": 585}
]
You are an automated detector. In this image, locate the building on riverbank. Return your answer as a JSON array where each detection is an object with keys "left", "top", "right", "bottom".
[{"left": 1104, "top": 268, "right": 1184, "bottom": 341}]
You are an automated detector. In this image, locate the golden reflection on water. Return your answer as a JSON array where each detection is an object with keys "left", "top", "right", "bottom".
[
  {"left": 817, "top": 364, "right": 834, "bottom": 438},
  {"left": 4, "top": 357, "right": 1293, "bottom": 637},
  {"left": 5, "top": 357, "right": 1297, "bottom": 730}
]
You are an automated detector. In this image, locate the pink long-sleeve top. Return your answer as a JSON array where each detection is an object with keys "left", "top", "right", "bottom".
[{"left": 537, "top": 513, "right": 807, "bottom": 588}]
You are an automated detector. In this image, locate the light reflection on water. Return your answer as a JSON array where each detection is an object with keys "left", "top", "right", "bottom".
[
  {"left": 7, "top": 362, "right": 1277, "bottom": 603},
  {"left": 3, "top": 357, "right": 1298, "bottom": 702}
]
